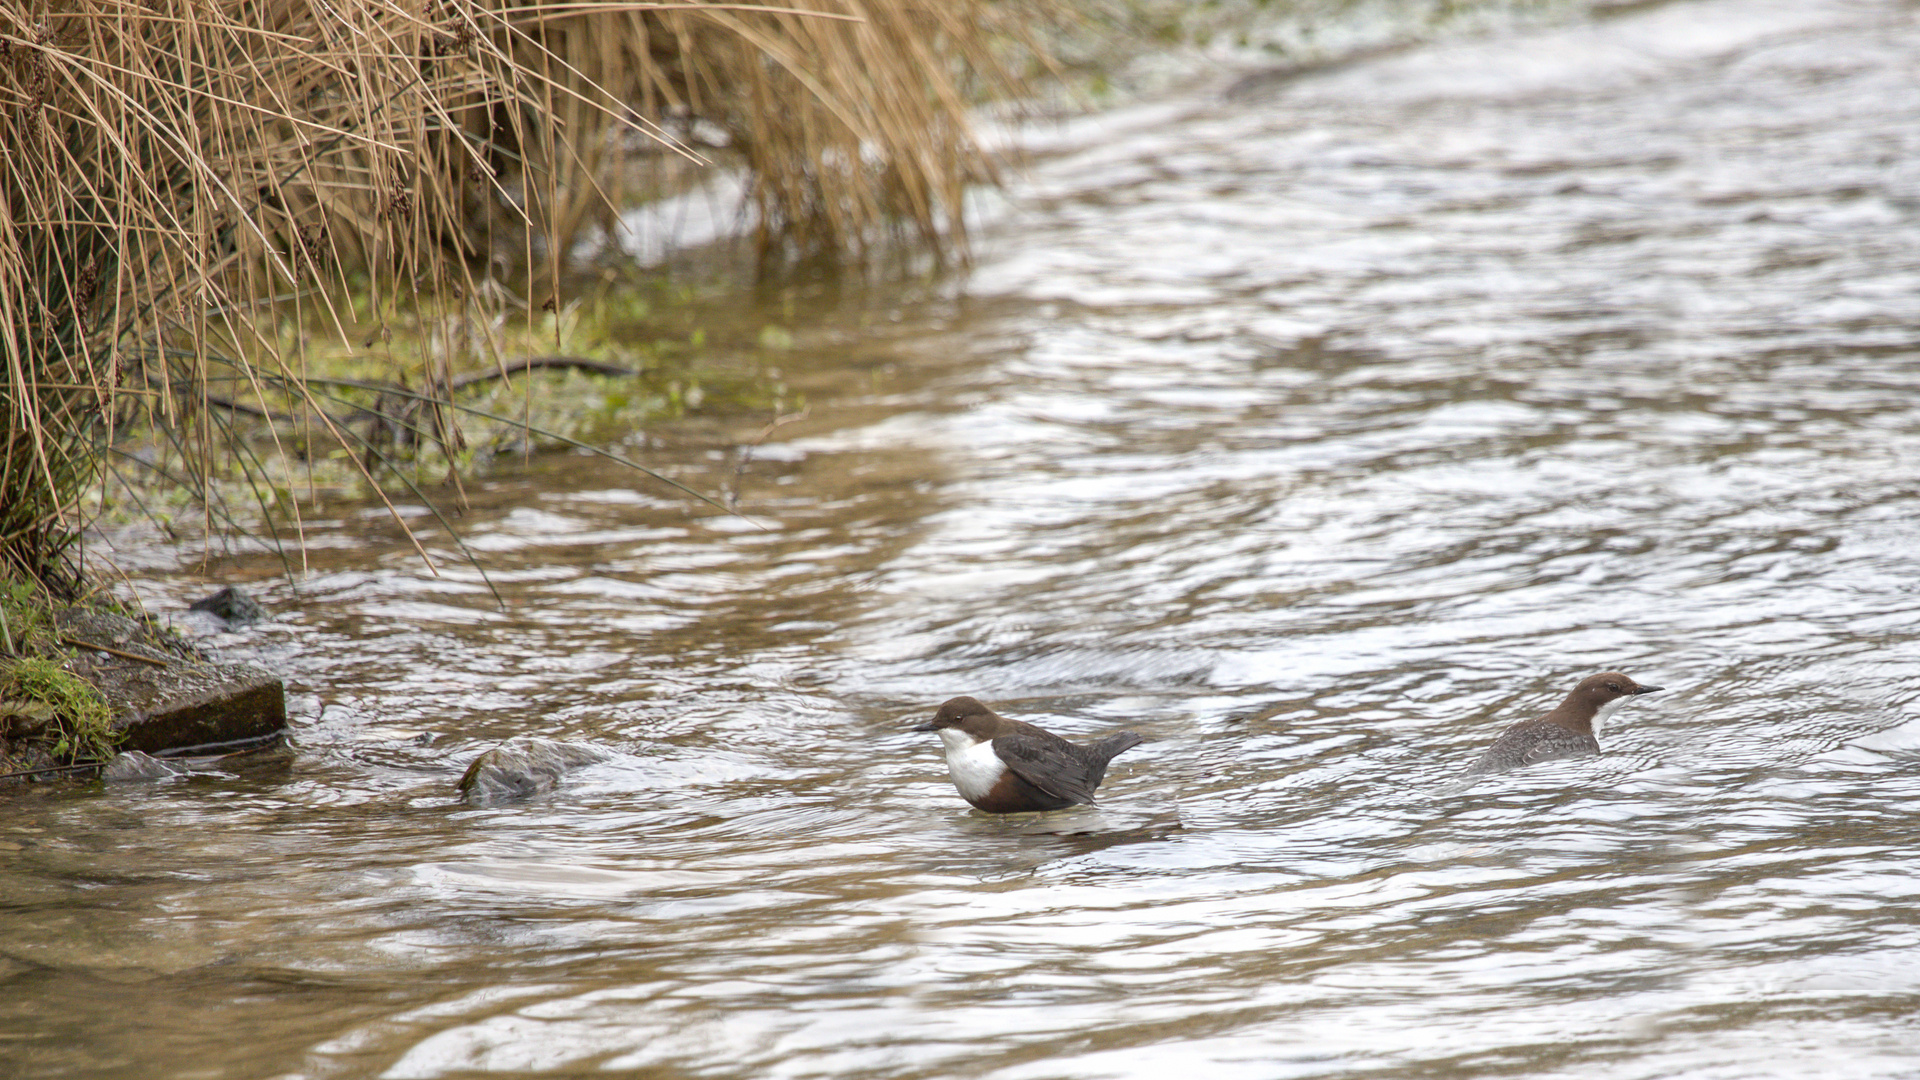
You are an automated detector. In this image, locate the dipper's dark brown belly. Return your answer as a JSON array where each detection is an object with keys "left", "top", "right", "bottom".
[{"left": 964, "top": 768, "right": 1079, "bottom": 814}]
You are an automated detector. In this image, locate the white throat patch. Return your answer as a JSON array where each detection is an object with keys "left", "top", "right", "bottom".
[
  {"left": 935, "top": 728, "right": 1004, "bottom": 802},
  {"left": 1593, "top": 695, "right": 1633, "bottom": 735}
]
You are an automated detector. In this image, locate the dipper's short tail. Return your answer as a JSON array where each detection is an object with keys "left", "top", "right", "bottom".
[{"left": 1087, "top": 731, "right": 1144, "bottom": 772}]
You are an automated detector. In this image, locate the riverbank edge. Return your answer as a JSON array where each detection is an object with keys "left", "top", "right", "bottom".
[{"left": 0, "top": 593, "right": 285, "bottom": 786}]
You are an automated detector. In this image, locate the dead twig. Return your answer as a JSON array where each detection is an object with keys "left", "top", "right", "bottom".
[
  {"left": 59, "top": 637, "right": 172, "bottom": 667},
  {"left": 448, "top": 354, "right": 640, "bottom": 390},
  {"left": 0, "top": 760, "right": 115, "bottom": 781},
  {"left": 201, "top": 394, "right": 302, "bottom": 423}
]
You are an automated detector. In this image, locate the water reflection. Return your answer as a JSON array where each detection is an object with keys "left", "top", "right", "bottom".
[{"left": 9, "top": 0, "right": 1920, "bottom": 1077}]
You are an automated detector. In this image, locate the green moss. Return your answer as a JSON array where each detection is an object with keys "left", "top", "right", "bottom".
[
  {"left": 0, "top": 656, "right": 119, "bottom": 763},
  {"left": 0, "top": 573, "right": 123, "bottom": 764}
]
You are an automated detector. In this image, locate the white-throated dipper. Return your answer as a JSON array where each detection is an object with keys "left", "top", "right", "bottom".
[
  {"left": 1462, "top": 671, "right": 1662, "bottom": 776},
  {"left": 914, "top": 696, "right": 1143, "bottom": 813}
]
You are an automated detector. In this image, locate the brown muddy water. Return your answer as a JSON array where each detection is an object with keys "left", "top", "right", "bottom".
[{"left": 9, "top": 1, "right": 1920, "bottom": 1077}]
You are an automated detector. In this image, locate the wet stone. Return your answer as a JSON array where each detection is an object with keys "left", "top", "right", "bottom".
[
  {"left": 56, "top": 608, "right": 286, "bottom": 754},
  {"left": 457, "top": 737, "right": 614, "bottom": 805},
  {"left": 103, "top": 664, "right": 285, "bottom": 754},
  {"left": 108, "top": 661, "right": 284, "bottom": 753}
]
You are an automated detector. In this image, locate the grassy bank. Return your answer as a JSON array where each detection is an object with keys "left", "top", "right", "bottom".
[{"left": 1, "top": 0, "right": 1063, "bottom": 596}]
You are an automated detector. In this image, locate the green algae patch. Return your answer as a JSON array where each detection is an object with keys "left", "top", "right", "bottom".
[{"left": 123, "top": 275, "right": 799, "bottom": 512}]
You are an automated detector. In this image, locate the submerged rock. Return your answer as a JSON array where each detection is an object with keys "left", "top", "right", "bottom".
[
  {"left": 188, "top": 586, "right": 266, "bottom": 627},
  {"left": 457, "top": 737, "right": 613, "bottom": 805},
  {"left": 103, "top": 750, "right": 189, "bottom": 781}
]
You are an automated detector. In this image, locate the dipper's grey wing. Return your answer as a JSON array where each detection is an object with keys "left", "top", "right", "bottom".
[{"left": 991, "top": 734, "right": 1098, "bottom": 806}]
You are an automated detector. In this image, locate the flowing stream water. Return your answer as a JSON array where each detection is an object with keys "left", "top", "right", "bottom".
[{"left": 8, "top": 0, "right": 1920, "bottom": 1076}]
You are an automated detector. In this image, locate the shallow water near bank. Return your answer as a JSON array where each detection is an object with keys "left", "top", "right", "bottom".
[{"left": 9, "top": 0, "right": 1920, "bottom": 1076}]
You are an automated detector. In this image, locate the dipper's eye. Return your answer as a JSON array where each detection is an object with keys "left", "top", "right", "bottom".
[{"left": 1606, "top": 682, "right": 1622, "bottom": 693}]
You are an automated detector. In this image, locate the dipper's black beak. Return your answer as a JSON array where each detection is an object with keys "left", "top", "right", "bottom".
[
  {"left": 1634, "top": 685, "right": 1664, "bottom": 695},
  {"left": 910, "top": 720, "right": 940, "bottom": 733}
]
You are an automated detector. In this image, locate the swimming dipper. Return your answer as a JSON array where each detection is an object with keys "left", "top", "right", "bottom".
[
  {"left": 914, "top": 696, "right": 1143, "bottom": 813},
  {"left": 1462, "top": 671, "right": 1662, "bottom": 776}
]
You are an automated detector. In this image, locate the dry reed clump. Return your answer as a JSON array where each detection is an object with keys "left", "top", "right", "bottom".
[
  {"left": 0, "top": 0, "right": 1059, "bottom": 591},
  {"left": 524, "top": 1, "right": 1058, "bottom": 263},
  {"left": 1, "top": 0, "right": 577, "bottom": 591}
]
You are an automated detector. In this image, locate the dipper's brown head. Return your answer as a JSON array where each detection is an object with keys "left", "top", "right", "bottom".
[
  {"left": 912, "top": 696, "right": 1004, "bottom": 742},
  {"left": 1560, "top": 671, "right": 1663, "bottom": 732}
]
